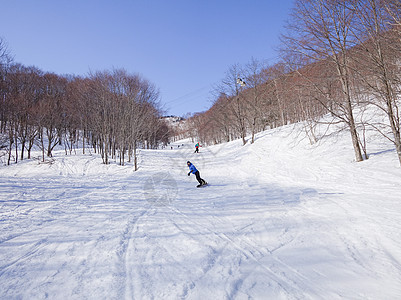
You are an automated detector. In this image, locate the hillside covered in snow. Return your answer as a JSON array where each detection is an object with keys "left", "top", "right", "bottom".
[{"left": 1, "top": 116, "right": 401, "bottom": 299}]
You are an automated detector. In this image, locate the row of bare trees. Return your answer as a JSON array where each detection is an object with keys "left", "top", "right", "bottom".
[
  {"left": 184, "top": 0, "right": 401, "bottom": 166},
  {"left": 0, "top": 48, "right": 168, "bottom": 168}
]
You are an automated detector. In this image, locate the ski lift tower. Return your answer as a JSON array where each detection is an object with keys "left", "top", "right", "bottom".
[
  {"left": 236, "top": 77, "right": 246, "bottom": 87},
  {"left": 235, "top": 77, "right": 247, "bottom": 145}
]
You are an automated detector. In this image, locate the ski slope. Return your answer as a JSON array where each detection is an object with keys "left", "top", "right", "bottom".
[{"left": 1, "top": 122, "right": 401, "bottom": 299}]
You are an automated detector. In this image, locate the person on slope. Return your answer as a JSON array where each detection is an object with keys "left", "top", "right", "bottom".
[
  {"left": 187, "top": 161, "right": 207, "bottom": 187},
  {"left": 194, "top": 142, "right": 201, "bottom": 153}
]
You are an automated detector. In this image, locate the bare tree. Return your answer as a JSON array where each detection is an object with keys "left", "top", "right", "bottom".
[
  {"left": 267, "top": 63, "right": 294, "bottom": 128},
  {"left": 0, "top": 38, "right": 12, "bottom": 137},
  {"left": 216, "top": 64, "right": 248, "bottom": 145},
  {"left": 281, "top": 0, "right": 364, "bottom": 162},
  {"left": 349, "top": 0, "right": 401, "bottom": 165},
  {"left": 386, "top": 0, "right": 401, "bottom": 28},
  {"left": 243, "top": 58, "right": 270, "bottom": 144},
  {"left": 212, "top": 93, "right": 234, "bottom": 143}
]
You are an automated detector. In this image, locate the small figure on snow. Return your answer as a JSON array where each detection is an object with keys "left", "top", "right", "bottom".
[
  {"left": 187, "top": 161, "right": 207, "bottom": 187},
  {"left": 194, "top": 142, "right": 201, "bottom": 153}
]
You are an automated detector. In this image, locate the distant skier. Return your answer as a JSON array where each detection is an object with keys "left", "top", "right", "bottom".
[
  {"left": 187, "top": 161, "right": 207, "bottom": 187},
  {"left": 194, "top": 142, "right": 201, "bottom": 153}
]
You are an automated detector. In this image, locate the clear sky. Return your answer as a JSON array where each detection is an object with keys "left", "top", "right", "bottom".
[{"left": 0, "top": 0, "right": 294, "bottom": 117}]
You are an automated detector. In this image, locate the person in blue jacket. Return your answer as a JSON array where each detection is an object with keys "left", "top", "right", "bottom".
[{"left": 187, "top": 161, "right": 207, "bottom": 187}]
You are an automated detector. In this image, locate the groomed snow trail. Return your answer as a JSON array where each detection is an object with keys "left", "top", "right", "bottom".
[{"left": 1, "top": 133, "right": 401, "bottom": 299}]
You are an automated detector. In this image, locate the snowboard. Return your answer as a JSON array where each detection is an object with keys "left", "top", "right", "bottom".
[{"left": 197, "top": 182, "right": 208, "bottom": 188}]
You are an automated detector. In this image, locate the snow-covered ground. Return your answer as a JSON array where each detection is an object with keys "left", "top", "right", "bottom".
[{"left": 1, "top": 120, "right": 401, "bottom": 299}]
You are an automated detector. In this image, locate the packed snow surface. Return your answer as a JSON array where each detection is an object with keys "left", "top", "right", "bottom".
[{"left": 1, "top": 122, "right": 401, "bottom": 299}]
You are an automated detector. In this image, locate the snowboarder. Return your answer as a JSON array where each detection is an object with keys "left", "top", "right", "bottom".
[
  {"left": 194, "top": 142, "right": 201, "bottom": 153},
  {"left": 187, "top": 161, "right": 207, "bottom": 187}
]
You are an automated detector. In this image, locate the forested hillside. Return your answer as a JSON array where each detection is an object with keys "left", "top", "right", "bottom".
[
  {"left": 0, "top": 60, "right": 169, "bottom": 168},
  {"left": 182, "top": 1, "right": 401, "bottom": 166},
  {"left": 2, "top": 0, "right": 401, "bottom": 168}
]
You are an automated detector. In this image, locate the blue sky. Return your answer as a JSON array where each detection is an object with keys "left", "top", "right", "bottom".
[{"left": 1, "top": 0, "right": 294, "bottom": 117}]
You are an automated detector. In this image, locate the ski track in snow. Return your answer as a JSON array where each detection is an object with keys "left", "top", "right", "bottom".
[{"left": 1, "top": 128, "right": 401, "bottom": 299}]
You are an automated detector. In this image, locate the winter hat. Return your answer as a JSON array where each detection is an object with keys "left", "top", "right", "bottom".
[{"left": 187, "top": 161, "right": 191, "bottom": 164}]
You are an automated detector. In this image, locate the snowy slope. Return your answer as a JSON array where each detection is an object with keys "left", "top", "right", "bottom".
[{"left": 1, "top": 120, "right": 401, "bottom": 299}]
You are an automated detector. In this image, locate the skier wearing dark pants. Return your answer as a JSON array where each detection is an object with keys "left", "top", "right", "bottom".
[
  {"left": 194, "top": 142, "right": 200, "bottom": 153},
  {"left": 187, "top": 161, "right": 207, "bottom": 187}
]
